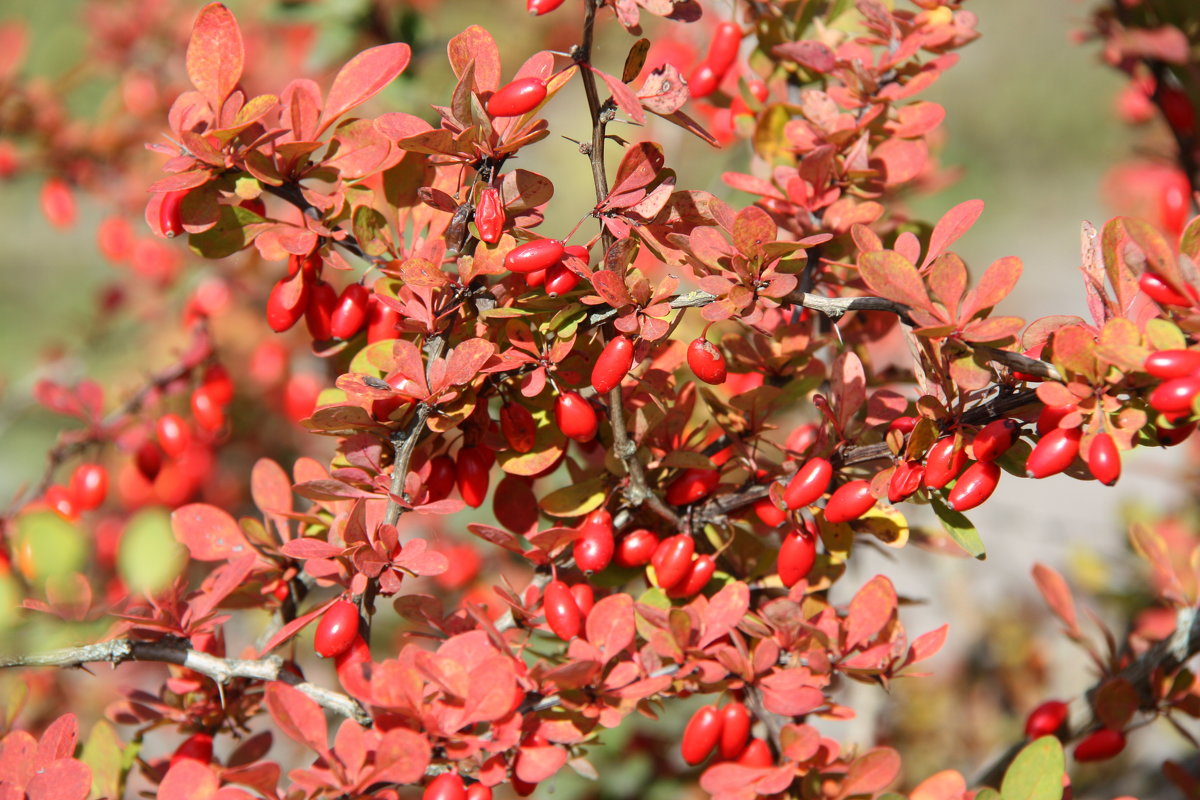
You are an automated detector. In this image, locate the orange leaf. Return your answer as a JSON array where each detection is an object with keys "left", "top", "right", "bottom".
[{"left": 186, "top": 3, "right": 244, "bottom": 111}]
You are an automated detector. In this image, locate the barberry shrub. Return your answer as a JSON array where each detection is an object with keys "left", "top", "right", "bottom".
[{"left": 1, "top": 1, "right": 1200, "bottom": 800}]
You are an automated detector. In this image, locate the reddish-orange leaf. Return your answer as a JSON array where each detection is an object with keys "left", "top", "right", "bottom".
[
  {"left": 186, "top": 3, "right": 244, "bottom": 112},
  {"left": 447, "top": 25, "right": 500, "bottom": 92},
  {"left": 921, "top": 198, "right": 984, "bottom": 270},
  {"left": 264, "top": 683, "right": 330, "bottom": 756},
  {"left": 842, "top": 748, "right": 902, "bottom": 796},
  {"left": 591, "top": 64, "right": 645, "bottom": 124},
  {"left": 515, "top": 741, "right": 569, "bottom": 783},
  {"left": 366, "top": 728, "right": 432, "bottom": 785},
  {"left": 844, "top": 574, "right": 897, "bottom": 650},
  {"left": 318, "top": 43, "right": 411, "bottom": 136},
  {"left": 170, "top": 503, "right": 252, "bottom": 561},
  {"left": 759, "top": 669, "right": 825, "bottom": 716},
  {"left": 444, "top": 338, "right": 496, "bottom": 387},
  {"left": 926, "top": 252, "right": 967, "bottom": 321},
  {"left": 858, "top": 250, "right": 934, "bottom": 312},
  {"left": 157, "top": 760, "right": 224, "bottom": 800},
  {"left": 910, "top": 770, "right": 967, "bottom": 800},
  {"left": 903, "top": 624, "right": 949, "bottom": 668},
  {"left": 585, "top": 593, "right": 635, "bottom": 664},
  {"left": 591, "top": 270, "right": 635, "bottom": 308},
  {"left": 732, "top": 206, "right": 778, "bottom": 259},
  {"left": 961, "top": 255, "right": 1023, "bottom": 321},
  {"left": 872, "top": 138, "right": 927, "bottom": 185},
  {"left": 1031, "top": 562, "right": 1078, "bottom": 634},
  {"left": 258, "top": 598, "right": 337, "bottom": 657},
  {"left": 698, "top": 581, "right": 750, "bottom": 648}
]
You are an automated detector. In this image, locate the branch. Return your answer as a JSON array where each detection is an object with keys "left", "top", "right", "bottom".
[
  {"left": 0, "top": 638, "right": 372, "bottom": 727},
  {"left": 382, "top": 403, "right": 432, "bottom": 528}
]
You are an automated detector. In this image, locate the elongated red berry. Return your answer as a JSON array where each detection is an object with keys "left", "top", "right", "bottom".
[
  {"left": 1087, "top": 432, "right": 1121, "bottom": 485},
  {"left": 667, "top": 554, "right": 716, "bottom": 598},
  {"left": 487, "top": 77, "right": 547, "bottom": 117},
  {"left": 70, "top": 463, "right": 108, "bottom": 511},
  {"left": 778, "top": 527, "right": 816, "bottom": 587},
  {"left": 824, "top": 480, "right": 875, "bottom": 523},
  {"left": 682, "top": 705, "right": 723, "bottom": 765},
  {"left": 719, "top": 702, "right": 752, "bottom": 760},
  {"left": 544, "top": 262, "right": 580, "bottom": 296},
  {"left": 457, "top": 446, "right": 492, "bottom": 508},
  {"left": 1073, "top": 728, "right": 1126, "bottom": 762},
  {"left": 1145, "top": 349, "right": 1200, "bottom": 379},
  {"left": 156, "top": 413, "right": 191, "bottom": 458},
  {"left": 708, "top": 21, "right": 742, "bottom": 74},
  {"left": 651, "top": 533, "right": 694, "bottom": 590},
  {"left": 615, "top": 528, "right": 658, "bottom": 567},
  {"left": 170, "top": 732, "right": 214, "bottom": 767},
  {"left": 972, "top": 419, "right": 1019, "bottom": 462},
  {"left": 191, "top": 385, "right": 226, "bottom": 432},
  {"left": 1140, "top": 272, "right": 1194, "bottom": 307},
  {"left": 1149, "top": 376, "right": 1200, "bottom": 414},
  {"left": 366, "top": 298, "right": 402, "bottom": 343},
  {"left": 506, "top": 239, "right": 564, "bottom": 274},
  {"left": 314, "top": 599, "right": 359, "bottom": 658},
  {"left": 783, "top": 457, "right": 832, "bottom": 509},
  {"left": 688, "top": 338, "right": 728, "bottom": 385},
  {"left": 1157, "top": 419, "right": 1196, "bottom": 445},
  {"left": 592, "top": 335, "right": 635, "bottom": 394},
  {"left": 754, "top": 497, "right": 787, "bottom": 527},
  {"left": 574, "top": 509, "right": 614, "bottom": 573},
  {"left": 425, "top": 454, "right": 456, "bottom": 502},
  {"left": 135, "top": 440, "right": 163, "bottom": 482},
  {"left": 689, "top": 62, "right": 721, "bottom": 99},
  {"left": 737, "top": 738, "right": 773, "bottom": 767},
  {"left": 569, "top": 583, "right": 594, "bottom": 617},
  {"left": 1026, "top": 427, "right": 1082, "bottom": 478},
  {"left": 543, "top": 579, "right": 582, "bottom": 640},
  {"left": 666, "top": 468, "right": 719, "bottom": 505},
  {"left": 527, "top": 0, "right": 566, "bottom": 14},
  {"left": 475, "top": 187, "right": 503, "bottom": 244},
  {"left": 45, "top": 485, "right": 79, "bottom": 520},
  {"left": 500, "top": 402, "right": 538, "bottom": 453},
  {"left": 1037, "top": 404, "right": 1075, "bottom": 435},
  {"left": 555, "top": 391, "right": 598, "bottom": 442},
  {"left": 159, "top": 189, "right": 187, "bottom": 238},
  {"left": 923, "top": 437, "right": 968, "bottom": 489},
  {"left": 305, "top": 280, "right": 337, "bottom": 340},
  {"left": 1024, "top": 700, "right": 1069, "bottom": 739},
  {"left": 266, "top": 275, "right": 309, "bottom": 333},
  {"left": 947, "top": 460, "right": 1000, "bottom": 512},
  {"left": 424, "top": 772, "right": 467, "bottom": 800},
  {"left": 888, "top": 460, "right": 924, "bottom": 503},
  {"left": 331, "top": 283, "right": 370, "bottom": 340},
  {"left": 41, "top": 177, "right": 76, "bottom": 229}
]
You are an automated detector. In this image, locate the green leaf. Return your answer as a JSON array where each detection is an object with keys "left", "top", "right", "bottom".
[
  {"left": 188, "top": 204, "right": 258, "bottom": 258},
  {"left": 120, "top": 508, "right": 187, "bottom": 594},
  {"left": 14, "top": 511, "right": 85, "bottom": 583},
  {"left": 929, "top": 493, "right": 985, "bottom": 559},
  {"left": 1001, "top": 737, "right": 1064, "bottom": 800},
  {"left": 81, "top": 720, "right": 125, "bottom": 800},
  {"left": 539, "top": 476, "right": 607, "bottom": 517}
]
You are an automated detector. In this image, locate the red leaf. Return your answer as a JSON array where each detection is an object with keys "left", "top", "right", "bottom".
[
  {"left": 961, "top": 256, "right": 1023, "bottom": 321},
  {"left": 186, "top": 3, "right": 244, "bottom": 112},
  {"left": 466, "top": 523, "right": 525, "bottom": 555},
  {"left": 701, "top": 763, "right": 796, "bottom": 800},
  {"left": 760, "top": 669, "right": 825, "bottom": 716},
  {"left": 25, "top": 759, "right": 90, "bottom": 800},
  {"left": 841, "top": 748, "right": 901, "bottom": 797},
  {"left": 190, "top": 554, "right": 256, "bottom": 621},
  {"left": 447, "top": 25, "right": 500, "bottom": 93},
  {"left": 391, "top": 539, "right": 449, "bottom": 577},
  {"left": 610, "top": 142, "right": 664, "bottom": 198},
  {"left": 845, "top": 575, "right": 897, "bottom": 650},
  {"left": 591, "top": 64, "right": 646, "bottom": 124},
  {"left": 251, "top": 457, "right": 292, "bottom": 539},
  {"left": 772, "top": 40, "right": 835, "bottom": 73},
  {"left": 1031, "top": 563, "right": 1078, "bottom": 633},
  {"left": 264, "top": 683, "right": 329, "bottom": 755},
  {"left": 280, "top": 538, "right": 345, "bottom": 559},
  {"left": 699, "top": 581, "right": 750, "bottom": 649},
  {"left": 171, "top": 503, "right": 252, "bottom": 562},
  {"left": 33, "top": 714, "right": 77, "bottom": 766},
  {"left": 444, "top": 338, "right": 496, "bottom": 388},
  {"left": 591, "top": 270, "right": 634, "bottom": 308},
  {"left": 872, "top": 138, "right": 927, "bottom": 185},
  {"left": 157, "top": 759, "right": 220, "bottom": 800},
  {"left": 585, "top": 593, "right": 635, "bottom": 664},
  {"left": 367, "top": 728, "right": 432, "bottom": 784},
  {"left": 464, "top": 657, "right": 519, "bottom": 723},
  {"left": 926, "top": 253, "right": 967, "bottom": 321},
  {"left": 903, "top": 624, "right": 949, "bottom": 668},
  {"left": 516, "top": 742, "right": 569, "bottom": 783},
  {"left": 921, "top": 199, "right": 984, "bottom": 270},
  {"left": 832, "top": 351, "right": 867, "bottom": 433},
  {"left": 910, "top": 770, "right": 967, "bottom": 800},
  {"left": 857, "top": 251, "right": 934, "bottom": 312},
  {"left": 318, "top": 43, "right": 411, "bottom": 136}
]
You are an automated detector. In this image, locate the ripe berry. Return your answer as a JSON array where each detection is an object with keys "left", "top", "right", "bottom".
[
  {"left": 171, "top": 732, "right": 214, "bottom": 767},
  {"left": 753, "top": 497, "right": 787, "bottom": 527},
  {"left": 423, "top": 772, "right": 467, "bottom": 800},
  {"left": 487, "top": 77, "right": 548, "bottom": 117},
  {"left": 687, "top": 338, "right": 728, "bottom": 385},
  {"left": 555, "top": 391, "right": 598, "bottom": 442},
  {"left": 592, "top": 335, "right": 635, "bottom": 394},
  {"left": 135, "top": 440, "right": 164, "bottom": 482},
  {"left": 651, "top": 533, "right": 694, "bottom": 590},
  {"left": 574, "top": 509, "right": 615, "bottom": 573},
  {"left": 887, "top": 460, "right": 924, "bottom": 503},
  {"left": 888, "top": 416, "right": 918, "bottom": 435},
  {"left": 972, "top": 419, "right": 1019, "bottom": 462},
  {"left": 44, "top": 485, "right": 79, "bottom": 520},
  {"left": 366, "top": 298, "right": 402, "bottom": 343},
  {"left": 543, "top": 579, "right": 582, "bottom": 640},
  {"left": 777, "top": 526, "right": 817, "bottom": 588},
  {"left": 1157, "top": 419, "right": 1196, "bottom": 446},
  {"left": 425, "top": 454, "right": 457, "bottom": 502},
  {"left": 304, "top": 280, "right": 337, "bottom": 340},
  {"left": 1037, "top": 404, "right": 1075, "bottom": 436},
  {"left": 681, "top": 705, "right": 723, "bottom": 765},
  {"left": 1087, "top": 432, "right": 1121, "bottom": 486},
  {"left": 524, "top": 268, "right": 547, "bottom": 288},
  {"left": 1026, "top": 427, "right": 1082, "bottom": 478},
  {"left": 475, "top": 187, "right": 504, "bottom": 244},
  {"left": 1139, "top": 272, "right": 1194, "bottom": 307},
  {"left": 1145, "top": 349, "right": 1200, "bottom": 379},
  {"left": 824, "top": 480, "right": 875, "bottom": 523},
  {"left": 456, "top": 446, "right": 492, "bottom": 508},
  {"left": 737, "top": 739, "right": 773, "bottom": 767},
  {"left": 569, "top": 583, "right": 595, "bottom": 617},
  {"left": 159, "top": 190, "right": 188, "bottom": 238},
  {"left": 1024, "top": 700, "right": 1069, "bottom": 739},
  {"left": 156, "top": 413, "right": 191, "bottom": 457},
  {"left": 707, "top": 21, "right": 742, "bottom": 74},
  {"left": 784, "top": 457, "right": 833, "bottom": 509},
  {"left": 466, "top": 784, "right": 492, "bottom": 800},
  {"left": 665, "top": 468, "right": 719, "bottom": 505},
  {"left": 689, "top": 62, "right": 721, "bottom": 99},
  {"left": 527, "top": 0, "right": 566, "bottom": 14},
  {"left": 331, "top": 283, "right": 370, "bottom": 340},
  {"left": 266, "top": 276, "right": 309, "bottom": 333},
  {"left": 719, "top": 702, "right": 752, "bottom": 760},
  {"left": 191, "top": 385, "right": 226, "bottom": 433},
  {"left": 500, "top": 402, "right": 538, "bottom": 453},
  {"left": 947, "top": 460, "right": 1000, "bottom": 512},
  {"left": 667, "top": 554, "right": 716, "bottom": 598},
  {"left": 1148, "top": 376, "right": 1200, "bottom": 415},
  {"left": 314, "top": 599, "right": 360, "bottom": 658},
  {"left": 41, "top": 178, "right": 76, "bottom": 229},
  {"left": 69, "top": 463, "right": 108, "bottom": 511},
  {"left": 615, "top": 528, "right": 658, "bottom": 567},
  {"left": 923, "top": 437, "right": 968, "bottom": 489},
  {"left": 544, "top": 262, "right": 580, "bottom": 296},
  {"left": 1073, "top": 728, "right": 1126, "bottom": 762},
  {"left": 506, "top": 239, "right": 564, "bottom": 274}
]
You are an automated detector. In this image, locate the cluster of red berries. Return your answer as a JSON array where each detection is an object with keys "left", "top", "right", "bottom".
[
  {"left": 688, "top": 22, "right": 743, "bottom": 99},
  {"left": 1023, "top": 699, "right": 1127, "bottom": 763},
  {"left": 682, "top": 701, "right": 769, "bottom": 767}
]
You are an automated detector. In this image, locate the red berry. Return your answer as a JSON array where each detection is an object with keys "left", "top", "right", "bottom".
[
  {"left": 314, "top": 599, "right": 360, "bottom": 658},
  {"left": 555, "top": 391, "right": 598, "bottom": 442},
  {"left": 666, "top": 468, "right": 719, "bottom": 505},
  {"left": 569, "top": 583, "right": 595, "bottom": 617},
  {"left": 135, "top": 441, "right": 164, "bottom": 482},
  {"left": 1073, "top": 728, "right": 1126, "bottom": 762},
  {"left": 500, "top": 402, "right": 538, "bottom": 453},
  {"left": 972, "top": 419, "right": 1019, "bottom": 462},
  {"left": 266, "top": 275, "right": 309, "bottom": 333},
  {"left": 284, "top": 374, "right": 320, "bottom": 424},
  {"left": 888, "top": 416, "right": 918, "bottom": 435},
  {"left": 1024, "top": 700, "right": 1069, "bottom": 739},
  {"left": 44, "top": 485, "right": 80, "bottom": 521},
  {"left": 506, "top": 239, "right": 564, "bottom": 274},
  {"left": 69, "top": 463, "right": 108, "bottom": 511},
  {"left": 615, "top": 528, "right": 658, "bottom": 567},
  {"left": 527, "top": 0, "right": 566, "bottom": 14},
  {"left": 1149, "top": 376, "right": 1200, "bottom": 415},
  {"left": 737, "top": 739, "right": 773, "bottom": 767},
  {"left": 1145, "top": 349, "right": 1200, "bottom": 379},
  {"left": 159, "top": 189, "right": 188, "bottom": 238},
  {"left": 487, "top": 77, "right": 548, "bottom": 117},
  {"left": 543, "top": 579, "right": 582, "bottom": 640},
  {"left": 304, "top": 280, "right": 337, "bottom": 341},
  {"left": 1140, "top": 272, "right": 1194, "bottom": 307},
  {"left": 687, "top": 338, "right": 728, "bottom": 385},
  {"left": 784, "top": 457, "right": 833, "bottom": 509},
  {"left": 511, "top": 777, "right": 538, "bottom": 797},
  {"left": 366, "top": 298, "right": 402, "bottom": 343},
  {"left": 424, "top": 772, "right": 467, "bottom": 800},
  {"left": 524, "top": 268, "right": 547, "bottom": 288},
  {"left": 1037, "top": 404, "right": 1075, "bottom": 436},
  {"left": 425, "top": 455, "right": 457, "bottom": 502},
  {"left": 923, "top": 437, "right": 968, "bottom": 489},
  {"left": 887, "top": 460, "right": 924, "bottom": 503},
  {"left": 1087, "top": 432, "right": 1120, "bottom": 485},
  {"left": 457, "top": 446, "right": 492, "bottom": 508},
  {"left": 592, "top": 335, "right": 635, "bottom": 395},
  {"left": 574, "top": 509, "right": 615, "bottom": 573},
  {"left": 681, "top": 705, "right": 723, "bottom": 765},
  {"left": 753, "top": 497, "right": 787, "bottom": 527},
  {"left": 191, "top": 385, "right": 226, "bottom": 433},
  {"left": 1026, "top": 427, "right": 1082, "bottom": 478},
  {"left": 239, "top": 197, "right": 266, "bottom": 217},
  {"left": 947, "top": 460, "right": 1000, "bottom": 512},
  {"left": 544, "top": 262, "right": 580, "bottom": 296},
  {"left": 1157, "top": 419, "right": 1196, "bottom": 445},
  {"left": 707, "top": 21, "right": 742, "bottom": 74},
  {"left": 371, "top": 372, "right": 419, "bottom": 421},
  {"left": 689, "top": 62, "right": 722, "bottom": 99},
  {"left": 719, "top": 702, "right": 752, "bottom": 760},
  {"left": 156, "top": 413, "right": 191, "bottom": 458},
  {"left": 170, "top": 732, "right": 213, "bottom": 768},
  {"left": 778, "top": 527, "right": 817, "bottom": 588},
  {"left": 331, "top": 283, "right": 370, "bottom": 340},
  {"left": 202, "top": 364, "right": 234, "bottom": 405},
  {"left": 651, "top": 533, "right": 694, "bottom": 590},
  {"left": 466, "top": 784, "right": 492, "bottom": 800},
  {"left": 667, "top": 554, "right": 716, "bottom": 598},
  {"left": 41, "top": 177, "right": 76, "bottom": 230},
  {"left": 824, "top": 480, "right": 875, "bottom": 523},
  {"left": 475, "top": 187, "right": 504, "bottom": 244}
]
